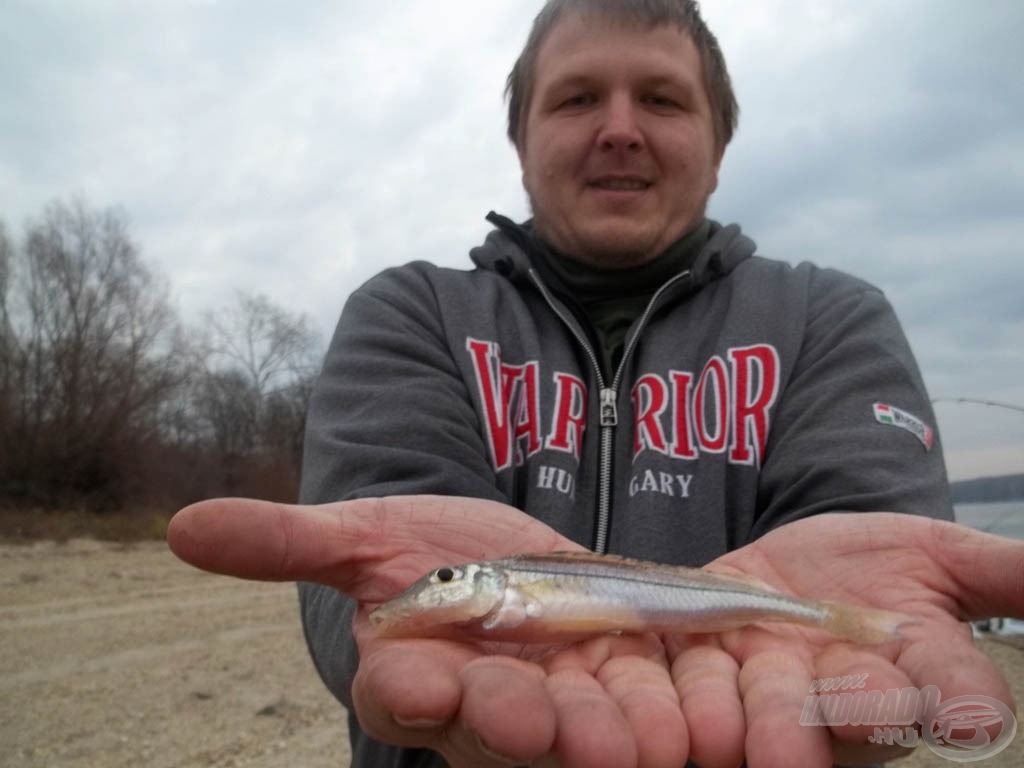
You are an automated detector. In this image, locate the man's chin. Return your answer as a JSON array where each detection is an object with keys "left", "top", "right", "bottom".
[{"left": 565, "top": 227, "right": 662, "bottom": 269}]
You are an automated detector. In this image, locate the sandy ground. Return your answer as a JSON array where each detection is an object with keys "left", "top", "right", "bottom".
[
  {"left": 2, "top": 538, "right": 1021, "bottom": 768},
  {"left": 1, "top": 539, "right": 349, "bottom": 768}
]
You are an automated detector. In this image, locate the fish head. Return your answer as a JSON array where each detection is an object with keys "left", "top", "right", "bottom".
[{"left": 369, "top": 562, "right": 506, "bottom": 637}]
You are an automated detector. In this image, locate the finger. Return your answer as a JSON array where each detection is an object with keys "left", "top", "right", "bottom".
[
  {"left": 727, "top": 629, "right": 832, "bottom": 768},
  {"left": 599, "top": 652, "right": 688, "bottom": 768},
  {"left": 917, "top": 518, "right": 1024, "bottom": 621},
  {"left": 749, "top": 513, "right": 1024, "bottom": 621},
  {"left": 669, "top": 637, "right": 744, "bottom": 768},
  {"left": 897, "top": 618, "right": 1015, "bottom": 709},
  {"left": 545, "top": 668, "right": 637, "bottom": 768},
  {"left": 167, "top": 497, "right": 360, "bottom": 583},
  {"left": 167, "top": 495, "right": 577, "bottom": 598},
  {"left": 451, "top": 657, "right": 555, "bottom": 765},
  {"left": 543, "top": 635, "right": 683, "bottom": 766},
  {"left": 544, "top": 633, "right": 660, "bottom": 676},
  {"left": 808, "top": 642, "right": 918, "bottom": 765},
  {"left": 351, "top": 639, "right": 470, "bottom": 748}
]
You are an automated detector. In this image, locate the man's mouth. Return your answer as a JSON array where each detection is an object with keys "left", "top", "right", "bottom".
[{"left": 589, "top": 176, "right": 651, "bottom": 191}]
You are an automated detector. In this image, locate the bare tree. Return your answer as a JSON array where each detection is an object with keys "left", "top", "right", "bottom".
[
  {"left": 0, "top": 220, "right": 11, "bottom": 335},
  {"left": 262, "top": 370, "right": 318, "bottom": 461},
  {"left": 195, "top": 291, "right": 320, "bottom": 462},
  {"left": 0, "top": 200, "right": 325, "bottom": 511},
  {"left": 1, "top": 199, "right": 187, "bottom": 508},
  {"left": 205, "top": 292, "right": 320, "bottom": 399},
  {"left": 194, "top": 369, "right": 261, "bottom": 458},
  {"left": 0, "top": 222, "right": 14, "bottom": 484}
]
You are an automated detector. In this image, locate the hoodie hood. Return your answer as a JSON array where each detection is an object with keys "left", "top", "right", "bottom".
[{"left": 471, "top": 211, "right": 757, "bottom": 289}]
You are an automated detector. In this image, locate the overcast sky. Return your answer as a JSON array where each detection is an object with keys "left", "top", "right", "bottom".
[{"left": 1, "top": 0, "right": 1022, "bottom": 482}]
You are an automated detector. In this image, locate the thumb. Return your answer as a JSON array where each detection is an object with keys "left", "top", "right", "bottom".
[
  {"left": 924, "top": 517, "right": 1024, "bottom": 621},
  {"left": 166, "top": 497, "right": 370, "bottom": 586},
  {"left": 167, "top": 495, "right": 575, "bottom": 601}
]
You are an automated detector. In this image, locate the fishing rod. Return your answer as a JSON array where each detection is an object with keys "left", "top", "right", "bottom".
[{"left": 931, "top": 398, "right": 1024, "bottom": 415}]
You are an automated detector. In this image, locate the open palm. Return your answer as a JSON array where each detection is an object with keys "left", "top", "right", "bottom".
[{"left": 672, "top": 512, "right": 1018, "bottom": 766}]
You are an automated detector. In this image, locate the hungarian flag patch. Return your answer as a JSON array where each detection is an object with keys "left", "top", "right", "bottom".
[{"left": 873, "top": 403, "right": 934, "bottom": 451}]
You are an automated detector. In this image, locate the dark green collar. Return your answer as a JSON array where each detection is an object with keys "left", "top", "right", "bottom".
[
  {"left": 532, "top": 219, "right": 711, "bottom": 307},
  {"left": 530, "top": 220, "right": 711, "bottom": 378}
]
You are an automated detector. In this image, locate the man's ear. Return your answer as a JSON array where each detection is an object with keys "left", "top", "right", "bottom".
[
  {"left": 517, "top": 143, "right": 530, "bottom": 194},
  {"left": 709, "top": 146, "right": 725, "bottom": 195}
]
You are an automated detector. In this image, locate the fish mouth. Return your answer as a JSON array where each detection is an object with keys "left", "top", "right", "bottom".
[
  {"left": 367, "top": 605, "right": 394, "bottom": 628},
  {"left": 368, "top": 602, "right": 410, "bottom": 631}
]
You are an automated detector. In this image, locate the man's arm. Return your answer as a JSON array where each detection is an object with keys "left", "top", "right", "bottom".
[
  {"left": 297, "top": 266, "right": 506, "bottom": 716},
  {"left": 753, "top": 267, "right": 953, "bottom": 536}
]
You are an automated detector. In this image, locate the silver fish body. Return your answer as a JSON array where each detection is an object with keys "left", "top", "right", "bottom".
[{"left": 369, "top": 551, "right": 909, "bottom": 644}]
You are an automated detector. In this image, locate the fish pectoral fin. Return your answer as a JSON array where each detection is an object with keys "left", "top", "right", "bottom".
[{"left": 481, "top": 589, "right": 538, "bottom": 630}]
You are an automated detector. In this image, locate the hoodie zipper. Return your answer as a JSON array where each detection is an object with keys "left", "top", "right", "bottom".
[{"left": 528, "top": 267, "right": 692, "bottom": 554}]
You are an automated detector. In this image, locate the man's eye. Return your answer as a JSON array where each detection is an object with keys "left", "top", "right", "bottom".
[
  {"left": 644, "top": 94, "right": 680, "bottom": 109},
  {"left": 559, "top": 93, "right": 595, "bottom": 108}
]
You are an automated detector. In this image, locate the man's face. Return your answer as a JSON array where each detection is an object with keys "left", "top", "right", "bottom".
[{"left": 519, "top": 13, "right": 723, "bottom": 268}]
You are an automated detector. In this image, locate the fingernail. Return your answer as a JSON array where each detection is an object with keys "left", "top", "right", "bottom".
[
  {"left": 393, "top": 715, "right": 445, "bottom": 729},
  {"left": 475, "top": 733, "right": 520, "bottom": 765}
]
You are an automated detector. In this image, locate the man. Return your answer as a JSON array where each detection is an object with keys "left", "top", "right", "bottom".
[{"left": 169, "top": 1, "right": 1020, "bottom": 766}]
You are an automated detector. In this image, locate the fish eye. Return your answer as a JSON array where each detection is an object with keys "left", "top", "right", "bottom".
[{"left": 434, "top": 566, "right": 457, "bottom": 583}]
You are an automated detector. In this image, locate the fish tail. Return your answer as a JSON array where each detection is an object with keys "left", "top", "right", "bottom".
[{"left": 821, "top": 601, "right": 917, "bottom": 644}]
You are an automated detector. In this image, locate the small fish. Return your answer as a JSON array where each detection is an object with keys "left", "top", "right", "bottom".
[{"left": 369, "top": 551, "right": 912, "bottom": 644}]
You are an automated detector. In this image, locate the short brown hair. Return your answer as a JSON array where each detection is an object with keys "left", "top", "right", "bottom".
[{"left": 505, "top": 0, "right": 739, "bottom": 154}]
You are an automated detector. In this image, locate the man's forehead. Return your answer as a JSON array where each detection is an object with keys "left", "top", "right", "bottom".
[
  {"left": 532, "top": 11, "right": 700, "bottom": 86},
  {"left": 545, "top": 8, "right": 695, "bottom": 43}
]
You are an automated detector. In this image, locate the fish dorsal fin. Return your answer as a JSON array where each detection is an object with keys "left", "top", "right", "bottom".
[{"left": 507, "top": 551, "right": 647, "bottom": 568}]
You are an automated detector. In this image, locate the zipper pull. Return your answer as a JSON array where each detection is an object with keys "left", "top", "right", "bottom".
[{"left": 600, "top": 388, "right": 618, "bottom": 427}]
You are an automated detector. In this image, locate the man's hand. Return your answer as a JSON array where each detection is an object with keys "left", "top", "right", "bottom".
[
  {"left": 168, "top": 496, "right": 1022, "bottom": 768},
  {"left": 682, "top": 512, "right": 1020, "bottom": 767},
  {"left": 168, "top": 495, "right": 689, "bottom": 767}
]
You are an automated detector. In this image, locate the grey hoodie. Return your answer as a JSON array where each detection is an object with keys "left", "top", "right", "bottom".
[{"left": 298, "top": 216, "right": 952, "bottom": 767}]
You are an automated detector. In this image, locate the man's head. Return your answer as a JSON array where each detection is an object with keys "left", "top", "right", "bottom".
[
  {"left": 506, "top": 0, "right": 739, "bottom": 267},
  {"left": 507, "top": 0, "right": 737, "bottom": 157}
]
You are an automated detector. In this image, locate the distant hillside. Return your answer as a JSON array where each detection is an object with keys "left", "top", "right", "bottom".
[{"left": 951, "top": 473, "right": 1024, "bottom": 503}]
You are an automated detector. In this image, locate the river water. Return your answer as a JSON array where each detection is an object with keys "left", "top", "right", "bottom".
[{"left": 954, "top": 500, "right": 1024, "bottom": 540}]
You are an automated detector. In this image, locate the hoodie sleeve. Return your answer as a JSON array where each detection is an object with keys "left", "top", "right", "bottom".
[
  {"left": 750, "top": 266, "right": 954, "bottom": 538},
  {"left": 297, "top": 264, "right": 507, "bottom": 710}
]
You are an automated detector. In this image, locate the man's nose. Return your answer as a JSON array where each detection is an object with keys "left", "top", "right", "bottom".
[{"left": 596, "top": 95, "right": 643, "bottom": 152}]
